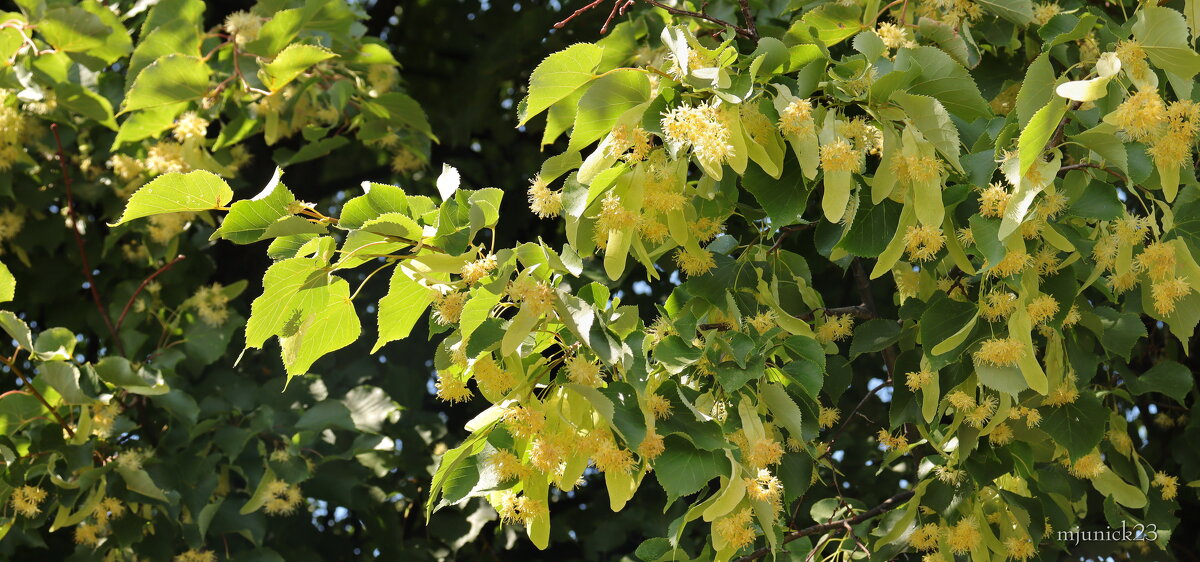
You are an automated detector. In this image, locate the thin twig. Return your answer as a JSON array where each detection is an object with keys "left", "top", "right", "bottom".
[
  {"left": 1058, "top": 162, "right": 1129, "bottom": 184},
  {"left": 735, "top": 490, "right": 917, "bottom": 561},
  {"left": 1046, "top": 101, "right": 1083, "bottom": 153},
  {"left": 641, "top": 0, "right": 756, "bottom": 40},
  {"left": 735, "top": 0, "right": 758, "bottom": 41},
  {"left": 0, "top": 355, "right": 74, "bottom": 438},
  {"left": 554, "top": 0, "right": 757, "bottom": 40},
  {"left": 50, "top": 124, "right": 126, "bottom": 357},
  {"left": 115, "top": 254, "right": 186, "bottom": 331},
  {"left": 824, "top": 379, "right": 890, "bottom": 454}
]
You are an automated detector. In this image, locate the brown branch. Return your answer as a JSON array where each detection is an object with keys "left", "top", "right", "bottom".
[
  {"left": 735, "top": 489, "right": 917, "bottom": 561},
  {"left": 116, "top": 254, "right": 186, "bottom": 331},
  {"left": 818, "top": 259, "right": 898, "bottom": 456},
  {"left": 1046, "top": 101, "right": 1083, "bottom": 154},
  {"left": 0, "top": 355, "right": 74, "bottom": 438},
  {"left": 823, "top": 378, "right": 890, "bottom": 454},
  {"left": 735, "top": 0, "right": 758, "bottom": 41},
  {"left": 799, "top": 304, "right": 872, "bottom": 321},
  {"left": 1058, "top": 162, "right": 1129, "bottom": 184},
  {"left": 50, "top": 124, "right": 126, "bottom": 357},
  {"left": 554, "top": 0, "right": 757, "bottom": 41}
]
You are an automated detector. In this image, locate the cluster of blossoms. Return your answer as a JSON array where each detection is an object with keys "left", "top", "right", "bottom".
[
  {"left": 193, "top": 283, "right": 232, "bottom": 326},
  {"left": 71, "top": 496, "right": 127, "bottom": 547},
  {"left": 0, "top": 92, "right": 31, "bottom": 171},
  {"left": 1091, "top": 212, "right": 1194, "bottom": 315},
  {"left": 262, "top": 480, "right": 305, "bottom": 515}
]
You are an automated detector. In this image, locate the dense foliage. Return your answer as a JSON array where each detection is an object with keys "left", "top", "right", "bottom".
[{"left": 2, "top": 0, "right": 1199, "bottom": 560}]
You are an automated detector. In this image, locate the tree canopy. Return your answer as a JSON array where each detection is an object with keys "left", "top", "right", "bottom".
[{"left": 0, "top": 0, "right": 1198, "bottom": 560}]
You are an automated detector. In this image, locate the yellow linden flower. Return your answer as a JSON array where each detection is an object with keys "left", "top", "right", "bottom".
[
  {"left": 490, "top": 449, "right": 528, "bottom": 481},
  {"left": 527, "top": 174, "right": 562, "bottom": 218},
  {"left": 946, "top": 518, "right": 981, "bottom": 554},
  {"left": 503, "top": 406, "right": 545, "bottom": 439},
  {"left": 934, "top": 465, "right": 965, "bottom": 484},
  {"left": 648, "top": 393, "right": 673, "bottom": 419},
  {"left": 74, "top": 522, "right": 103, "bottom": 546},
  {"left": 905, "top": 369, "right": 935, "bottom": 392},
  {"left": 1151, "top": 277, "right": 1192, "bottom": 315},
  {"left": 956, "top": 227, "right": 975, "bottom": 246},
  {"left": 745, "top": 438, "right": 785, "bottom": 468},
  {"left": 1004, "top": 536, "right": 1037, "bottom": 560},
  {"left": 638, "top": 430, "right": 666, "bottom": 460},
  {"left": 966, "top": 395, "right": 997, "bottom": 428},
  {"left": 895, "top": 267, "right": 921, "bottom": 299},
  {"left": 980, "top": 291, "right": 1018, "bottom": 322},
  {"left": 1106, "top": 270, "right": 1140, "bottom": 295},
  {"left": 1044, "top": 373, "right": 1079, "bottom": 406},
  {"left": 565, "top": 354, "right": 604, "bottom": 387},
  {"left": 978, "top": 183, "right": 1011, "bottom": 218},
  {"left": 910, "top": 522, "right": 941, "bottom": 551},
  {"left": 714, "top": 508, "right": 757, "bottom": 550},
  {"left": 819, "top": 139, "right": 862, "bottom": 173},
  {"left": 744, "top": 468, "right": 784, "bottom": 510},
  {"left": 838, "top": 118, "right": 884, "bottom": 155},
  {"left": 946, "top": 391, "right": 975, "bottom": 411},
  {"left": 1032, "top": 2, "right": 1061, "bottom": 25},
  {"left": 741, "top": 104, "right": 776, "bottom": 143},
  {"left": 778, "top": 98, "right": 815, "bottom": 137},
  {"left": 747, "top": 311, "right": 778, "bottom": 334},
  {"left": 815, "top": 314, "right": 854, "bottom": 343},
  {"left": 10, "top": 485, "right": 48, "bottom": 517},
  {"left": 1033, "top": 247, "right": 1061, "bottom": 276},
  {"left": 972, "top": 338, "right": 1025, "bottom": 367},
  {"left": 876, "top": 428, "right": 909, "bottom": 451},
  {"left": 1067, "top": 451, "right": 1106, "bottom": 479},
  {"left": 147, "top": 212, "right": 193, "bottom": 244},
  {"left": 460, "top": 254, "right": 497, "bottom": 285},
  {"left": 904, "top": 224, "right": 946, "bottom": 262},
  {"left": 1017, "top": 406, "right": 1042, "bottom": 427},
  {"left": 690, "top": 217, "right": 725, "bottom": 242},
  {"left": 435, "top": 371, "right": 472, "bottom": 403},
  {"left": 1026, "top": 295, "right": 1059, "bottom": 325},
  {"left": 92, "top": 497, "right": 126, "bottom": 523},
  {"left": 1108, "top": 428, "right": 1133, "bottom": 455},
  {"left": 1037, "top": 191, "right": 1069, "bottom": 219},
  {"left": 1138, "top": 241, "right": 1177, "bottom": 282},
  {"left": 223, "top": 11, "right": 263, "bottom": 45},
  {"left": 530, "top": 433, "right": 569, "bottom": 473},
  {"left": 674, "top": 247, "right": 716, "bottom": 277},
  {"left": 988, "top": 422, "right": 1014, "bottom": 445},
  {"left": 262, "top": 480, "right": 304, "bottom": 515},
  {"left": 472, "top": 355, "right": 517, "bottom": 395},
  {"left": 660, "top": 102, "right": 733, "bottom": 163},
  {"left": 1111, "top": 90, "right": 1168, "bottom": 142},
  {"left": 989, "top": 250, "right": 1032, "bottom": 277},
  {"left": 432, "top": 291, "right": 468, "bottom": 325},
  {"left": 1115, "top": 40, "right": 1156, "bottom": 90},
  {"left": 174, "top": 549, "right": 218, "bottom": 562},
  {"left": 507, "top": 277, "right": 555, "bottom": 315},
  {"left": 590, "top": 433, "right": 636, "bottom": 473},
  {"left": 172, "top": 111, "right": 209, "bottom": 142},
  {"left": 638, "top": 217, "right": 671, "bottom": 243},
  {"left": 818, "top": 406, "right": 840, "bottom": 429},
  {"left": 876, "top": 22, "right": 917, "bottom": 51},
  {"left": 193, "top": 283, "right": 231, "bottom": 326},
  {"left": 390, "top": 149, "right": 425, "bottom": 175},
  {"left": 1153, "top": 471, "right": 1178, "bottom": 500},
  {"left": 1147, "top": 131, "right": 1193, "bottom": 168}
]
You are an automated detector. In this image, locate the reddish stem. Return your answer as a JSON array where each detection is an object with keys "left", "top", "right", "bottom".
[
  {"left": 49, "top": 124, "right": 126, "bottom": 357},
  {"left": 115, "top": 254, "right": 186, "bottom": 331}
]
